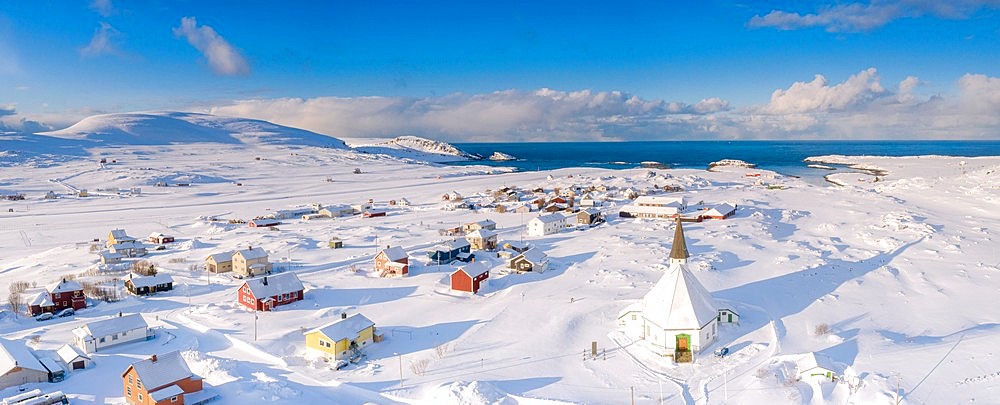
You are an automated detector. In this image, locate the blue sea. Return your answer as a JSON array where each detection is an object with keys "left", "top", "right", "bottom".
[{"left": 450, "top": 140, "right": 1000, "bottom": 185}]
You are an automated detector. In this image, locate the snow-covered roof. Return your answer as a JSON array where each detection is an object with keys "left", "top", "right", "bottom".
[
  {"left": 77, "top": 313, "right": 148, "bottom": 339},
  {"left": 455, "top": 262, "right": 490, "bottom": 277},
  {"left": 29, "top": 290, "right": 54, "bottom": 307},
  {"left": 250, "top": 218, "right": 280, "bottom": 226},
  {"left": 150, "top": 384, "right": 185, "bottom": 402},
  {"left": 640, "top": 263, "right": 718, "bottom": 331},
  {"left": 243, "top": 272, "right": 304, "bottom": 298},
  {"left": 466, "top": 229, "right": 497, "bottom": 239},
  {"left": 100, "top": 251, "right": 124, "bottom": 259},
  {"left": 111, "top": 241, "right": 146, "bottom": 250},
  {"left": 619, "top": 204, "right": 680, "bottom": 215},
  {"left": 127, "top": 273, "right": 174, "bottom": 288},
  {"left": 148, "top": 232, "right": 164, "bottom": 238},
  {"left": 0, "top": 338, "right": 47, "bottom": 374},
  {"left": 307, "top": 313, "right": 375, "bottom": 342},
  {"left": 379, "top": 246, "right": 408, "bottom": 262},
  {"left": 796, "top": 353, "right": 839, "bottom": 375},
  {"left": 207, "top": 252, "right": 233, "bottom": 262},
  {"left": 109, "top": 229, "right": 134, "bottom": 240},
  {"left": 467, "top": 219, "right": 495, "bottom": 227},
  {"left": 235, "top": 246, "right": 268, "bottom": 260},
  {"left": 127, "top": 351, "right": 195, "bottom": 391},
  {"left": 38, "top": 357, "right": 61, "bottom": 373},
  {"left": 705, "top": 202, "right": 736, "bottom": 216},
  {"left": 48, "top": 279, "right": 83, "bottom": 294},
  {"left": 435, "top": 239, "right": 470, "bottom": 252},
  {"left": 635, "top": 195, "right": 685, "bottom": 206},
  {"left": 57, "top": 344, "right": 89, "bottom": 364},
  {"left": 580, "top": 208, "right": 602, "bottom": 216},
  {"left": 531, "top": 213, "right": 565, "bottom": 224},
  {"left": 517, "top": 248, "right": 549, "bottom": 264}
]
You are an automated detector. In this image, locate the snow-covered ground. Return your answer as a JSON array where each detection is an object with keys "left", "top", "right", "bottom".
[{"left": 2, "top": 115, "right": 1000, "bottom": 404}]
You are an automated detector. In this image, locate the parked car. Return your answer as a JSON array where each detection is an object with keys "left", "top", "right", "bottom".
[
  {"left": 333, "top": 360, "right": 349, "bottom": 370},
  {"left": 35, "top": 312, "right": 54, "bottom": 321},
  {"left": 56, "top": 308, "right": 75, "bottom": 317}
]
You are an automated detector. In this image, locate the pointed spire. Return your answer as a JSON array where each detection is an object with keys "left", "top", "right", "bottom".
[{"left": 669, "top": 218, "right": 689, "bottom": 262}]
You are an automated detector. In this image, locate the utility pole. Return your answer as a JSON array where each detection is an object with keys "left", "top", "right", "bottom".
[
  {"left": 394, "top": 352, "right": 403, "bottom": 388},
  {"left": 895, "top": 372, "right": 902, "bottom": 405},
  {"left": 254, "top": 309, "right": 258, "bottom": 341},
  {"left": 630, "top": 386, "right": 634, "bottom": 405}
]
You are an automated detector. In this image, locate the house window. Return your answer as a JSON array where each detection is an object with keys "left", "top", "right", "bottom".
[
  {"left": 631, "top": 314, "right": 637, "bottom": 321},
  {"left": 112, "top": 334, "right": 119, "bottom": 340},
  {"left": 129, "top": 375, "right": 133, "bottom": 384},
  {"left": 100, "top": 337, "right": 106, "bottom": 343},
  {"left": 138, "top": 393, "right": 143, "bottom": 402},
  {"left": 127, "top": 386, "right": 131, "bottom": 396},
  {"left": 171, "top": 396, "right": 179, "bottom": 402}
]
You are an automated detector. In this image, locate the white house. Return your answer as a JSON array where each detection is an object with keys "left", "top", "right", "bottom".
[
  {"left": 617, "top": 220, "right": 735, "bottom": 361},
  {"left": 73, "top": 313, "right": 151, "bottom": 353},
  {"left": 57, "top": 344, "right": 93, "bottom": 370},
  {"left": 319, "top": 204, "right": 354, "bottom": 218},
  {"left": 634, "top": 195, "right": 687, "bottom": 210},
  {"left": 796, "top": 352, "right": 839, "bottom": 381},
  {"left": 0, "top": 338, "right": 48, "bottom": 389},
  {"left": 527, "top": 213, "right": 565, "bottom": 237},
  {"left": 619, "top": 204, "right": 682, "bottom": 219}
]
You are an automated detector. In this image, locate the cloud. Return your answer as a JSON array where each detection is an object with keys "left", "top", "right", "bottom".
[
  {"left": 757, "top": 67, "right": 886, "bottom": 114},
  {"left": 748, "top": 0, "right": 1000, "bottom": 32},
  {"left": 80, "top": 22, "right": 122, "bottom": 57},
  {"left": 206, "top": 89, "right": 733, "bottom": 142},
  {"left": 0, "top": 105, "right": 53, "bottom": 134},
  {"left": 173, "top": 17, "right": 250, "bottom": 76},
  {"left": 89, "top": 0, "right": 115, "bottom": 17}
]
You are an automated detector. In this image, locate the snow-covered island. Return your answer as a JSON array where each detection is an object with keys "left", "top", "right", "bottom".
[
  {"left": 707, "top": 158, "right": 757, "bottom": 171},
  {"left": 347, "top": 135, "right": 482, "bottom": 162},
  {"left": 488, "top": 151, "right": 517, "bottom": 161},
  {"left": 1, "top": 112, "right": 999, "bottom": 404}
]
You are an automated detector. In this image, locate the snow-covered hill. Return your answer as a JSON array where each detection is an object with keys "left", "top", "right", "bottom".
[{"left": 347, "top": 136, "right": 481, "bottom": 162}]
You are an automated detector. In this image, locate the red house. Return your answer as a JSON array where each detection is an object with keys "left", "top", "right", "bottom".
[
  {"left": 249, "top": 218, "right": 280, "bottom": 228},
  {"left": 450, "top": 263, "right": 490, "bottom": 294},
  {"left": 122, "top": 351, "right": 203, "bottom": 405},
  {"left": 147, "top": 232, "right": 175, "bottom": 244},
  {"left": 363, "top": 209, "right": 387, "bottom": 218},
  {"left": 28, "top": 279, "right": 86, "bottom": 316},
  {"left": 374, "top": 246, "right": 408, "bottom": 277},
  {"left": 237, "top": 273, "right": 304, "bottom": 311}
]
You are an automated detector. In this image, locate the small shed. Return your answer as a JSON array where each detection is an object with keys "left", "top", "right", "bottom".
[
  {"left": 450, "top": 263, "right": 490, "bottom": 294},
  {"left": 57, "top": 344, "right": 92, "bottom": 370},
  {"left": 329, "top": 237, "right": 344, "bottom": 249},
  {"left": 796, "top": 353, "right": 839, "bottom": 382}
]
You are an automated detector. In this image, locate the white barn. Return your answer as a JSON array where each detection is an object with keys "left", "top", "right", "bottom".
[{"left": 73, "top": 313, "right": 151, "bottom": 353}]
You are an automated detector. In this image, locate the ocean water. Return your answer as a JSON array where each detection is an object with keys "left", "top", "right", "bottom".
[{"left": 450, "top": 140, "right": 1000, "bottom": 184}]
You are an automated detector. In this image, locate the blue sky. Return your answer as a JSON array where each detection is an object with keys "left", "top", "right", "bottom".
[{"left": 2, "top": 1, "right": 999, "bottom": 140}]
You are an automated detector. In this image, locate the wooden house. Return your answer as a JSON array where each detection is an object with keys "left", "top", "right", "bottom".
[
  {"left": 463, "top": 219, "right": 497, "bottom": 233},
  {"left": 465, "top": 229, "right": 498, "bottom": 251},
  {"left": 57, "top": 344, "right": 92, "bottom": 370},
  {"left": 249, "top": 218, "right": 281, "bottom": 228},
  {"left": 107, "top": 229, "right": 137, "bottom": 248},
  {"left": 205, "top": 252, "right": 233, "bottom": 273},
  {"left": 427, "top": 239, "right": 472, "bottom": 264},
  {"left": 577, "top": 208, "right": 603, "bottom": 225},
  {"left": 28, "top": 279, "right": 86, "bottom": 316},
  {"left": 122, "top": 351, "right": 204, "bottom": 405},
  {"left": 374, "top": 246, "right": 409, "bottom": 277},
  {"left": 508, "top": 248, "right": 550, "bottom": 273},
  {"left": 110, "top": 241, "right": 148, "bottom": 258},
  {"left": 125, "top": 273, "right": 174, "bottom": 296},
  {"left": 702, "top": 203, "right": 736, "bottom": 220},
  {"left": 501, "top": 241, "right": 531, "bottom": 253},
  {"left": 232, "top": 247, "right": 272, "bottom": 278},
  {"left": 442, "top": 191, "right": 463, "bottom": 201},
  {"left": 619, "top": 204, "right": 681, "bottom": 219},
  {"left": 319, "top": 204, "right": 354, "bottom": 218},
  {"left": 0, "top": 338, "right": 49, "bottom": 389},
  {"left": 237, "top": 273, "right": 304, "bottom": 311},
  {"left": 100, "top": 251, "right": 124, "bottom": 265},
  {"left": 363, "top": 209, "right": 387, "bottom": 218},
  {"left": 450, "top": 263, "right": 490, "bottom": 294},
  {"left": 513, "top": 204, "right": 532, "bottom": 214},
  {"left": 73, "top": 313, "right": 151, "bottom": 353},
  {"left": 527, "top": 213, "right": 565, "bottom": 237},
  {"left": 304, "top": 313, "right": 378, "bottom": 361},
  {"left": 147, "top": 233, "right": 175, "bottom": 244},
  {"left": 634, "top": 195, "right": 687, "bottom": 210},
  {"left": 796, "top": 353, "right": 839, "bottom": 382},
  {"left": 397, "top": 197, "right": 411, "bottom": 206}
]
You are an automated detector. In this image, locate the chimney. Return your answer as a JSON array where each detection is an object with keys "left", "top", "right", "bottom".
[
  {"left": 262, "top": 276, "right": 268, "bottom": 285},
  {"left": 150, "top": 354, "right": 158, "bottom": 363},
  {"left": 341, "top": 312, "right": 347, "bottom": 319},
  {"left": 118, "top": 312, "right": 123, "bottom": 317}
]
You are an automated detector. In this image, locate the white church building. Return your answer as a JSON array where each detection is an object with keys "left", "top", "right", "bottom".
[{"left": 618, "top": 219, "right": 738, "bottom": 361}]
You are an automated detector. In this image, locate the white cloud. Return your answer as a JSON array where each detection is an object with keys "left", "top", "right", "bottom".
[
  {"left": 80, "top": 22, "right": 121, "bottom": 58},
  {"left": 748, "top": 0, "right": 1000, "bottom": 32},
  {"left": 0, "top": 105, "right": 53, "bottom": 134},
  {"left": 758, "top": 67, "right": 886, "bottom": 114},
  {"left": 173, "top": 17, "right": 250, "bottom": 76},
  {"left": 957, "top": 73, "right": 1000, "bottom": 114},
  {"left": 90, "top": 0, "right": 115, "bottom": 17}
]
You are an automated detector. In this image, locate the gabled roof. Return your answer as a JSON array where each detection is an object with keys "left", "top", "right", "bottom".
[
  {"left": 306, "top": 314, "right": 375, "bottom": 342},
  {"left": 0, "top": 338, "right": 47, "bottom": 374},
  {"left": 110, "top": 241, "right": 146, "bottom": 250},
  {"left": 669, "top": 219, "right": 689, "bottom": 260},
  {"left": 705, "top": 202, "right": 736, "bottom": 216},
  {"left": 531, "top": 213, "right": 565, "bottom": 224},
  {"left": 640, "top": 262, "right": 718, "bottom": 330},
  {"left": 796, "top": 352, "right": 839, "bottom": 375},
  {"left": 127, "top": 273, "right": 174, "bottom": 288},
  {"left": 76, "top": 313, "right": 148, "bottom": 338},
  {"left": 100, "top": 251, "right": 124, "bottom": 260},
  {"left": 125, "top": 351, "right": 195, "bottom": 391},
  {"left": 48, "top": 279, "right": 83, "bottom": 294},
  {"left": 235, "top": 247, "right": 268, "bottom": 260},
  {"left": 466, "top": 229, "right": 497, "bottom": 239},
  {"left": 29, "top": 290, "right": 54, "bottom": 307},
  {"left": 635, "top": 195, "right": 685, "bottom": 206},
  {"left": 242, "top": 272, "right": 304, "bottom": 298},
  {"left": 379, "top": 246, "right": 408, "bottom": 262},
  {"left": 250, "top": 218, "right": 280, "bottom": 226},
  {"left": 148, "top": 232, "right": 165, "bottom": 238},
  {"left": 467, "top": 219, "right": 495, "bottom": 227},
  {"left": 57, "top": 344, "right": 90, "bottom": 364},
  {"left": 207, "top": 252, "right": 233, "bottom": 262},
  {"left": 516, "top": 248, "right": 548, "bottom": 264},
  {"left": 109, "top": 229, "right": 135, "bottom": 240},
  {"left": 454, "top": 262, "right": 490, "bottom": 277},
  {"left": 150, "top": 385, "right": 185, "bottom": 402}
]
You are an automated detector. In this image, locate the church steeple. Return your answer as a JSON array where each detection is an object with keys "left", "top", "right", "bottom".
[{"left": 669, "top": 218, "right": 689, "bottom": 266}]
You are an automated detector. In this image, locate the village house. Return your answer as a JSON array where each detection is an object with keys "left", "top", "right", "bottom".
[
  {"left": 28, "top": 279, "right": 86, "bottom": 316},
  {"left": 363, "top": 209, "right": 387, "bottom": 218},
  {"left": 248, "top": 218, "right": 280, "bottom": 228},
  {"left": 634, "top": 195, "right": 687, "bottom": 210},
  {"left": 122, "top": 351, "right": 204, "bottom": 405},
  {"left": 396, "top": 197, "right": 411, "bottom": 206},
  {"left": 513, "top": 204, "right": 533, "bottom": 214},
  {"left": 508, "top": 248, "right": 550, "bottom": 273},
  {"left": 702, "top": 202, "right": 737, "bottom": 220},
  {"left": 57, "top": 344, "right": 92, "bottom": 371},
  {"left": 110, "top": 241, "right": 148, "bottom": 258},
  {"left": 107, "top": 229, "right": 137, "bottom": 248},
  {"left": 100, "top": 251, "right": 124, "bottom": 265},
  {"left": 796, "top": 352, "right": 839, "bottom": 382},
  {"left": 304, "top": 313, "right": 379, "bottom": 362},
  {"left": 374, "top": 246, "right": 409, "bottom": 277},
  {"left": 442, "top": 191, "right": 463, "bottom": 201},
  {"left": 577, "top": 208, "right": 604, "bottom": 226},
  {"left": 465, "top": 229, "right": 498, "bottom": 251},
  {"left": 527, "top": 213, "right": 566, "bottom": 237},
  {"left": 237, "top": 272, "right": 304, "bottom": 311},
  {"left": 0, "top": 338, "right": 49, "bottom": 389},
  {"left": 125, "top": 273, "right": 175, "bottom": 296},
  {"left": 619, "top": 204, "right": 682, "bottom": 219},
  {"left": 318, "top": 204, "right": 354, "bottom": 218},
  {"left": 617, "top": 220, "right": 736, "bottom": 362},
  {"left": 427, "top": 239, "right": 472, "bottom": 264},
  {"left": 579, "top": 193, "right": 600, "bottom": 207},
  {"left": 147, "top": 233, "right": 175, "bottom": 244},
  {"left": 73, "top": 313, "right": 152, "bottom": 353},
  {"left": 502, "top": 241, "right": 531, "bottom": 253},
  {"left": 450, "top": 262, "right": 490, "bottom": 294},
  {"left": 232, "top": 247, "right": 272, "bottom": 278},
  {"left": 463, "top": 219, "right": 496, "bottom": 233},
  {"left": 269, "top": 206, "right": 317, "bottom": 220},
  {"left": 204, "top": 252, "right": 233, "bottom": 273}
]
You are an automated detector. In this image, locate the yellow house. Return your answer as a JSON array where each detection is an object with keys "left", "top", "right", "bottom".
[
  {"left": 304, "top": 313, "right": 376, "bottom": 361},
  {"left": 205, "top": 252, "right": 234, "bottom": 273},
  {"left": 232, "top": 247, "right": 272, "bottom": 277},
  {"left": 107, "top": 229, "right": 136, "bottom": 248}
]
